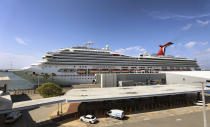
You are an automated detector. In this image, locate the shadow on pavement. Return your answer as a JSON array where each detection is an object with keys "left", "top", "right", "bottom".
[
  {"left": 5, "top": 94, "right": 38, "bottom": 127},
  {"left": 122, "top": 116, "right": 129, "bottom": 120}
]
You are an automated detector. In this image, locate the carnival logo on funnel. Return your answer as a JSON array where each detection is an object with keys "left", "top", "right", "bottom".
[{"left": 157, "top": 42, "right": 173, "bottom": 56}]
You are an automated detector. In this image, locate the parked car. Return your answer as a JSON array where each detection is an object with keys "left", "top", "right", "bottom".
[
  {"left": 106, "top": 109, "right": 125, "bottom": 119},
  {"left": 80, "top": 114, "right": 97, "bottom": 124},
  {"left": 194, "top": 101, "right": 207, "bottom": 106},
  {"left": 5, "top": 111, "right": 22, "bottom": 124}
]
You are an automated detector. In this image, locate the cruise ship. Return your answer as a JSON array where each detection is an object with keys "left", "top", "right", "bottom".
[{"left": 13, "top": 42, "right": 200, "bottom": 85}]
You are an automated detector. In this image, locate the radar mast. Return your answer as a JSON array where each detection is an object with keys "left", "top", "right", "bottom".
[{"left": 85, "top": 41, "right": 94, "bottom": 47}]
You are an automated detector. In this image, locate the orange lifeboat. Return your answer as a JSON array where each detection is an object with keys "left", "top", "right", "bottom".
[
  {"left": 121, "top": 69, "right": 129, "bottom": 72},
  {"left": 77, "top": 69, "right": 86, "bottom": 73},
  {"left": 89, "top": 69, "right": 100, "bottom": 73},
  {"left": 101, "top": 69, "right": 110, "bottom": 72},
  {"left": 112, "top": 54, "right": 120, "bottom": 56}
]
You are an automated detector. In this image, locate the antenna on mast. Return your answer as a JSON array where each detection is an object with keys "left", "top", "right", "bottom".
[
  {"left": 85, "top": 41, "right": 94, "bottom": 47},
  {"left": 10, "top": 61, "right": 13, "bottom": 70}
]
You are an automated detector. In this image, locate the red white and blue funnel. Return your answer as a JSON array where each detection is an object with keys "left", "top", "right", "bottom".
[{"left": 157, "top": 42, "right": 173, "bottom": 56}]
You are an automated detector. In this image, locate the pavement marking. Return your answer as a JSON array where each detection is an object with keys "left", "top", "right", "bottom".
[
  {"left": 143, "top": 118, "right": 150, "bottom": 121},
  {"left": 176, "top": 118, "right": 182, "bottom": 121},
  {"left": 169, "top": 114, "right": 175, "bottom": 116}
]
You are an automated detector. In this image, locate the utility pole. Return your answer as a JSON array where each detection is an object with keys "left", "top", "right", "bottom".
[
  {"left": 201, "top": 82, "right": 207, "bottom": 127},
  {"left": 194, "top": 81, "right": 208, "bottom": 127},
  {"left": 38, "top": 74, "right": 40, "bottom": 87}
]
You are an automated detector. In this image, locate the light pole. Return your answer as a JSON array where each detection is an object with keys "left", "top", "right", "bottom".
[
  {"left": 38, "top": 74, "right": 40, "bottom": 87},
  {"left": 201, "top": 82, "right": 207, "bottom": 127},
  {"left": 194, "top": 81, "right": 208, "bottom": 127}
]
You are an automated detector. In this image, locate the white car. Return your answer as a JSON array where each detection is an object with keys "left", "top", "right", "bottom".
[
  {"left": 80, "top": 115, "right": 96, "bottom": 124},
  {"left": 194, "top": 101, "right": 207, "bottom": 106},
  {"left": 5, "top": 111, "right": 22, "bottom": 124},
  {"left": 107, "top": 109, "right": 125, "bottom": 119}
]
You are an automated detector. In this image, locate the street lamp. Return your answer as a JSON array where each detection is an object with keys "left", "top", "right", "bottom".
[
  {"left": 201, "top": 82, "right": 207, "bottom": 127},
  {"left": 195, "top": 81, "right": 210, "bottom": 127}
]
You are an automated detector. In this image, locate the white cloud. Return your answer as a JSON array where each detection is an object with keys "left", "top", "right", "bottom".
[
  {"left": 155, "top": 13, "right": 210, "bottom": 20},
  {"left": 15, "top": 37, "right": 27, "bottom": 45},
  {"left": 196, "top": 19, "right": 209, "bottom": 26},
  {"left": 0, "top": 52, "right": 39, "bottom": 69},
  {"left": 185, "top": 41, "right": 209, "bottom": 48},
  {"left": 115, "top": 48, "right": 125, "bottom": 54},
  {"left": 197, "top": 59, "right": 210, "bottom": 70},
  {"left": 185, "top": 41, "right": 196, "bottom": 48},
  {"left": 115, "top": 46, "right": 147, "bottom": 56},
  {"left": 195, "top": 48, "right": 210, "bottom": 56},
  {"left": 200, "top": 42, "right": 209, "bottom": 46},
  {"left": 182, "top": 24, "right": 192, "bottom": 30}
]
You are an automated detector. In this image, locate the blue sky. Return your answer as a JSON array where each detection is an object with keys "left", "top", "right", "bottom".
[{"left": 0, "top": 0, "right": 210, "bottom": 69}]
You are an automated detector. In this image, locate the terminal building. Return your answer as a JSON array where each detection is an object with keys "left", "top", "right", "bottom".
[
  {"left": 96, "top": 71, "right": 209, "bottom": 88},
  {"left": 0, "top": 71, "right": 210, "bottom": 126}
]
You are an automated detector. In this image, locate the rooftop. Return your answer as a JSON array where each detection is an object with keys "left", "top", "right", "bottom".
[
  {"left": 0, "top": 84, "right": 206, "bottom": 114},
  {"left": 162, "top": 71, "right": 210, "bottom": 80},
  {"left": 0, "top": 76, "right": 10, "bottom": 81},
  {"left": 65, "top": 84, "right": 203, "bottom": 102}
]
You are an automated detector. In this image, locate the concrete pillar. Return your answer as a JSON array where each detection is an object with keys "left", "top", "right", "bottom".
[{"left": 101, "top": 74, "right": 104, "bottom": 88}]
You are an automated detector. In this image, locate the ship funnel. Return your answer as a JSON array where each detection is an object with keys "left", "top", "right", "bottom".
[{"left": 157, "top": 42, "right": 173, "bottom": 56}]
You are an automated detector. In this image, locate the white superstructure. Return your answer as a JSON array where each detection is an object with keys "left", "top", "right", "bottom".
[{"left": 13, "top": 42, "right": 200, "bottom": 86}]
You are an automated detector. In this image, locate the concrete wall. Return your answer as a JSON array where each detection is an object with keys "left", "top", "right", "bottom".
[
  {"left": 99, "top": 73, "right": 165, "bottom": 88},
  {"left": 0, "top": 80, "right": 9, "bottom": 87},
  {"left": 117, "top": 73, "right": 165, "bottom": 84},
  {"left": 101, "top": 74, "right": 117, "bottom": 88},
  {"left": 118, "top": 80, "right": 134, "bottom": 87},
  {"left": 166, "top": 73, "right": 206, "bottom": 85}
]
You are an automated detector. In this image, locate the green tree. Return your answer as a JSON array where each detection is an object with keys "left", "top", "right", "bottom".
[
  {"left": 42, "top": 73, "right": 50, "bottom": 82},
  {"left": 36, "top": 82, "right": 63, "bottom": 98},
  {"left": 50, "top": 73, "right": 56, "bottom": 81}
]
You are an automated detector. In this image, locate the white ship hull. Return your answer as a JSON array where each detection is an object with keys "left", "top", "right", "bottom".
[
  {"left": 12, "top": 43, "right": 200, "bottom": 86},
  {"left": 13, "top": 67, "right": 95, "bottom": 86}
]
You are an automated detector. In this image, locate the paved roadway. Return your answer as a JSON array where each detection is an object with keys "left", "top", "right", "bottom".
[
  {"left": 5, "top": 104, "right": 58, "bottom": 127},
  {"left": 106, "top": 111, "right": 205, "bottom": 127},
  {"left": 5, "top": 105, "right": 210, "bottom": 127},
  {"left": 60, "top": 110, "right": 209, "bottom": 127},
  {"left": 60, "top": 105, "right": 210, "bottom": 127}
]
